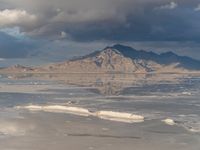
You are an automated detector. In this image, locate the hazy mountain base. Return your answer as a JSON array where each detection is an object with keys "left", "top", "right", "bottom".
[{"left": 0, "top": 73, "right": 188, "bottom": 96}]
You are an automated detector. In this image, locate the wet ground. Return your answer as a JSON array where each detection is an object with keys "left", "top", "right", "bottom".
[{"left": 0, "top": 73, "right": 200, "bottom": 150}]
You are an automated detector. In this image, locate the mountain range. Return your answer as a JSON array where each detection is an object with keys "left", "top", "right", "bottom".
[{"left": 1, "top": 44, "right": 200, "bottom": 73}]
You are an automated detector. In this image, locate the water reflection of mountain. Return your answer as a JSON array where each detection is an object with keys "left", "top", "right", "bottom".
[{"left": 2, "top": 73, "right": 191, "bottom": 96}]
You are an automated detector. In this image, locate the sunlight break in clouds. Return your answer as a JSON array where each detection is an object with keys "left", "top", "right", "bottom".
[
  {"left": 0, "top": 9, "right": 37, "bottom": 28},
  {"left": 158, "top": 2, "right": 178, "bottom": 10}
]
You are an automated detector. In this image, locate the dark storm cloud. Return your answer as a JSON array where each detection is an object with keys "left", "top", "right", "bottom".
[
  {"left": 0, "top": 0, "right": 200, "bottom": 59},
  {"left": 0, "top": 0, "right": 199, "bottom": 42}
]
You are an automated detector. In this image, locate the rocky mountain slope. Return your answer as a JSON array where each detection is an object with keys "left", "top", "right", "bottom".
[{"left": 1, "top": 44, "right": 200, "bottom": 73}]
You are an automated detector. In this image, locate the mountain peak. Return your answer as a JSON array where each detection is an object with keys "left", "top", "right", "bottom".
[
  {"left": 110, "top": 44, "right": 136, "bottom": 52},
  {"left": 101, "top": 47, "right": 121, "bottom": 56}
]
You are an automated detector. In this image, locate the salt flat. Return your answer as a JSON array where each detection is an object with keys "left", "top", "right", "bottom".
[{"left": 0, "top": 73, "right": 200, "bottom": 150}]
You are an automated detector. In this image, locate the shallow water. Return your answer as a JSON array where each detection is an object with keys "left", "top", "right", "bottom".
[{"left": 0, "top": 73, "right": 200, "bottom": 150}]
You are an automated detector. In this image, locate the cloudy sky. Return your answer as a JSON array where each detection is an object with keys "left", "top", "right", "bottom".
[{"left": 0, "top": 0, "right": 200, "bottom": 60}]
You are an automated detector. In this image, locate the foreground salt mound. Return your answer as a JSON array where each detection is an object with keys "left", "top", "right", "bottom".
[
  {"left": 162, "top": 118, "right": 200, "bottom": 133},
  {"left": 162, "top": 118, "right": 176, "bottom": 126},
  {"left": 43, "top": 105, "right": 91, "bottom": 116},
  {"left": 186, "top": 127, "right": 200, "bottom": 133},
  {"left": 16, "top": 105, "right": 92, "bottom": 116},
  {"left": 19, "top": 105, "right": 43, "bottom": 110},
  {"left": 16, "top": 105, "right": 144, "bottom": 123},
  {"left": 96, "top": 111, "right": 144, "bottom": 123},
  {"left": 181, "top": 92, "right": 192, "bottom": 96}
]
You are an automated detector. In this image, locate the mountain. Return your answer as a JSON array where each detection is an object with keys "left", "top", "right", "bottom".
[
  {"left": 110, "top": 44, "right": 200, "bottom": 70},
  {"left": 1, "top": 44, "right": 200, "bottom": 73}
]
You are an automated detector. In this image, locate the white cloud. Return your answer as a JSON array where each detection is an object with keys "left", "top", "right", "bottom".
[
  {"left": 0, "top": 9, "right": 37, "bottom": 28},
  {"left": 194, "top": 4, "right": 200, "bottom": 11},
  {"left": 61, "top": 31, "right": 67, "bottom": 38},
  {"left": 60, "top": 31, "right": 72, "bottom": 39},
  {"left": 158, "top": 2, "right": 178, "bottom": 10},
  {"left": 0, "top": 0, "right": 198, "bottom": 43}
]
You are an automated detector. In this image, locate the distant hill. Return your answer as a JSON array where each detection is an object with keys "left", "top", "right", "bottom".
[{"left": 1, "top": 44, "right": 200, "bottom": 73}]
